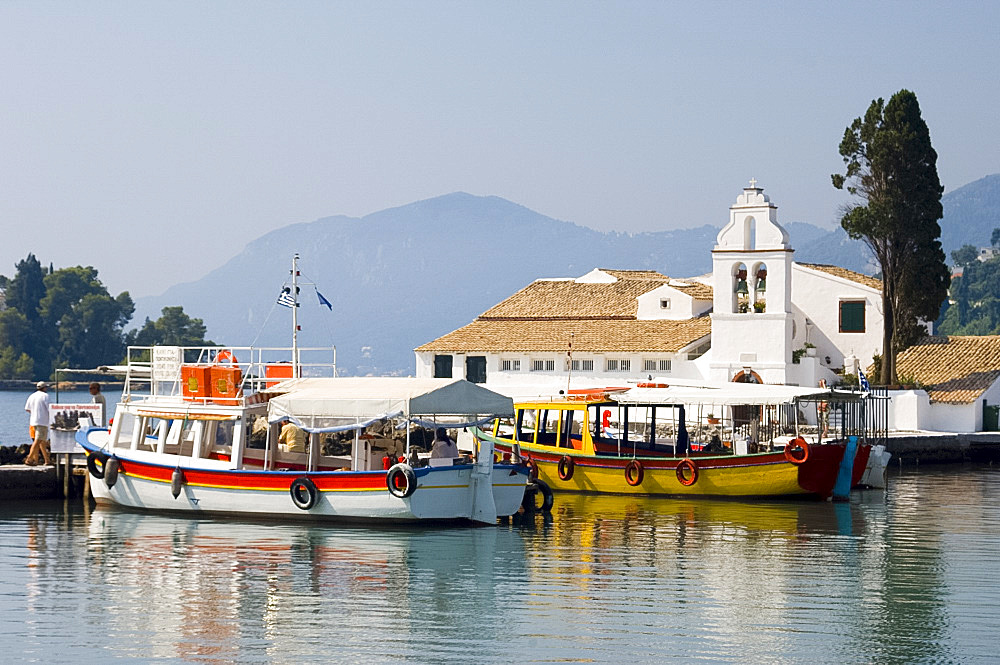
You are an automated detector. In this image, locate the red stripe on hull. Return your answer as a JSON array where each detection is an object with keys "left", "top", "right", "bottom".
[{"left": 118, "top": 458, "right": 389, "bottom": 492}]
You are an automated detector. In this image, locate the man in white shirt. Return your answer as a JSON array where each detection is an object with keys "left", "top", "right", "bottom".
[{"left": 24, "top": 381, "right": 52, "bottom": 466}]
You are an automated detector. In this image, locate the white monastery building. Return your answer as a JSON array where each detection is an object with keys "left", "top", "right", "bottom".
[{"left": 416, "top": 182, "right": 1000, "bottom": 432}]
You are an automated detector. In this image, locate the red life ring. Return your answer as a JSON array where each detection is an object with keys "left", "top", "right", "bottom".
[
  {"left": 784, "top": 437, "right": 810, "bottom": 465},
  {"left": 676, "top": 458, "right": 698, "bottom": 486},
  {"left": 215, "top": 349, "right": 240, "bottom": 369},
  {"left": 636, "top": 382, "right": 668, "bottom": 388},
  {"left": 624, "top": 459, "right": 644, "bottom": 486},
  {"left": 557, "top": 455, "right": 575, "bottom": 481}
]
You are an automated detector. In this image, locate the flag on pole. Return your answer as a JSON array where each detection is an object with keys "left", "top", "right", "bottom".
[
  {"left": 277, "top": 287, "right": 295, "bottom": 308},
  {"left": 317, "top": 290, "right": 333, "bottom": 310},
  {"left": 858, "top": 368, "right": 871, "bottom": 392}
]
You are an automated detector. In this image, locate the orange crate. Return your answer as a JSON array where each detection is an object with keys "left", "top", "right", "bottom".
[
  {"left": 181, "top": 365, "right": 212, "bottom": 401},
  {"left": 265, "top": 363, "right": 294, "bottom": 387},
  {"left": 211, "top": 366, "right": 243, "bottom": 404}
]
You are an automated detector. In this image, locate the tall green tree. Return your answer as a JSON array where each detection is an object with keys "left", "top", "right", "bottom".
[
  {"left": 39, "top": 266, "right": 135, "bottom": 370},
  {"left": 832, "top": 89, "right": 949, "bottom": 385},
  {"left": 5, "top": 254, "right": 46, "bottom": 322},
  {"left": 3, "top": 254, "right": 51, "bottom": 373},
  {"left": 126, "top": 306, "right": 212, "bottom": 347}
]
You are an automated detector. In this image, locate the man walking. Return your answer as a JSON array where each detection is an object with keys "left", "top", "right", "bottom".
[{"left": 24, "top": 381, "right": 52, "bottom": 466}]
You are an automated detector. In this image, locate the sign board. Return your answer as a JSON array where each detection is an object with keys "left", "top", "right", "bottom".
[
  {"left": 49, "top": 403, "right": 104, "bottom": 454},
  {"left": 152, "top": 345, "right": 182, "bottom": 383}
]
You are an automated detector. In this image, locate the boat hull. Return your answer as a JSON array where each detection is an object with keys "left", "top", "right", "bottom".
[
  {"left": 487, "top": 434, "right": 846, "bottom": 499},
  {"left": 79, "top": 430, "right": 528, "bottom": 525}
]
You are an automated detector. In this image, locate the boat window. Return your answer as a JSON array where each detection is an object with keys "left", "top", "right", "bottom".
[
  {"left": 515, "top": 409, "right": 538, "bottom": 444},
  {"left": 112, "top": 411, "right": 137, "bottom": 449},
  {"left": 165, "top": 419, "right": 198, "bottom": 456},
  {"left": 202, "top": 420, "right": 235, "bottom": 460},
  {"left": 536, "top": 410, "right": 558, "bottom": 446},
  {"left": 559, "top": 409, "right": 585, "bottom": 449}
]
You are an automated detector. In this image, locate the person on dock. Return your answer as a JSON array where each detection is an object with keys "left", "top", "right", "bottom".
[
  {"left": 430, "top": 427, "right": 457, "bottom": 459},
  {"left": 89, "top": 382, "right": 106, "bottom": 427},
  {"left": 24, "top": 381, "right": 52, "bottom": 466}
]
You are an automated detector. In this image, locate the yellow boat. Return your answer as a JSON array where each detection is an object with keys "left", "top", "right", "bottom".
[{"left": 476, "top": 384, "right": 873, "bottom": 500}]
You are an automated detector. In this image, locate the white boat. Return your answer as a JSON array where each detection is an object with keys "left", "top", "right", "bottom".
[{"left": 76, "top": 256, "right": 529, "bottom": 525}]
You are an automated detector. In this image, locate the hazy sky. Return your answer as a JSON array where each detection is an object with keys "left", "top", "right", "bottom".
[{"left": 2, "top": 1, "right": 998, "bottom": 299}]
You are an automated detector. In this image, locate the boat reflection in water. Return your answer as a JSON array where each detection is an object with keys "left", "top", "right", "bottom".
[{"left": 85, "top": 507, "right": 528, "bottom": 662}]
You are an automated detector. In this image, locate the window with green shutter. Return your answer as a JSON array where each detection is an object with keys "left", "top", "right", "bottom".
[{"left": 839, "top": 301, "right": 865, "bottom": 333}]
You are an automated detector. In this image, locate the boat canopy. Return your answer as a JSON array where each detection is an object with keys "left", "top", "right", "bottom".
[
  {"left": 266, "top": 378, "right": 515, "bottom": 432},
  {"left": 613, "top": 383, "right": 840, "bottom": 407}
]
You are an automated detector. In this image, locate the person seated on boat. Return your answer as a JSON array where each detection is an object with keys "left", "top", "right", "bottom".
[
  {"left": 248, "top": 416, "right": 268, "bottom": 449},
  {"left": 429, "top": 427, "right": 458, "bottom": 459},
  {"left": 704, "top": 434, "right": 728, "bottom": 454},
  {"left": 278, "top": 419, "right": 307, "bottom": 454}
]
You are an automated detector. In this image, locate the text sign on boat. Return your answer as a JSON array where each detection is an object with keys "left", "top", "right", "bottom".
[
  {"left": 152, "top": 345, "right": 182, "bottom": 383},
  {"left": 50, "top": 403, "right": 103, "bottom": 454}
]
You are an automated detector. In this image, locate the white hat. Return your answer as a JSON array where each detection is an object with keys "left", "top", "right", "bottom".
[{"left": 36, "top": 381, "right": 49, "bottom": 389}]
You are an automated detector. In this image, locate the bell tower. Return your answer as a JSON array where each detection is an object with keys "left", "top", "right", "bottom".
[{"left": 708, "top": 180, "right": 794, "bottom": 384}]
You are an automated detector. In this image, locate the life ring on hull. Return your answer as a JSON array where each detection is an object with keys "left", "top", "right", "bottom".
[
  {"left": 557, "top": 455, "right": 575, "bottom": 481},
  {"left": 676, "top": 458, "right": 698, "bottom": 486},
  {"left": 625, "top": 459, "right": 644, "bottom": 487},
  {"left": 523, "top": 457, "right": 539, "bottom": 482},
  {"left": 522, "top": 478, "right": 555, "bottom": 513},
  {"left": 104, "top": 458, "right": 121, "bottom": 489},
  {"left": 784, "top": 437, "right": 810, "bottom": 465},
  {"left": 290, "top": 476, "right": 319, "bottom": 510},
  {"left": 386, "top": 463, "right": 417, "bottom": 499},
  {"left": 86, "top": 452, "right": 108, "bottom": 479}
]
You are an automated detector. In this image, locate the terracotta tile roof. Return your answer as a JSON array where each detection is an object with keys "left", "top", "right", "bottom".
[
  {"left": 668, "top": 281, "right": 714, "bottom": 300},
  {"left": 480, "top": 276, "right": 669, "bottom": 319},
  {"left": 798, "top": 263, "right": 882, "bottom": 291},
  {"left": 415, "top": 317, "right": 713, "bottom": 353},
  {"left": 894, "top": 335, "right": 1000, "bottom": 403}
]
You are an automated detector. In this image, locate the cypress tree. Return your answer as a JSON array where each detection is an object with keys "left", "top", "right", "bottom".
[{"left": 832, "top": 90, "right": 949, "bottom": 385}]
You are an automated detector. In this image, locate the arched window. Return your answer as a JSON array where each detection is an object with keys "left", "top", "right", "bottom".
[
  {"left": 751, "top": 262, "right": 767, "bottom": 313},
  {"left": 743, "top": 216, "right": 756, "bottom": 250},
  {"left": 733, "top": 263, "right": 749, "bottom": 313}
]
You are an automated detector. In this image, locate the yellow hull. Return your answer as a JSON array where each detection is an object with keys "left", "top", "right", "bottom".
[{"left": 531, "top": 452, "right": 807, "bottom": 497}]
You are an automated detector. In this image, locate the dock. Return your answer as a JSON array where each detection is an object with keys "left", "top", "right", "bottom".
[
  {"left": 887, "top": 432, "right": 1000, "bottom": 464},
  {"left": 0, "top": 457, "right": 88, "bottom": 500}
]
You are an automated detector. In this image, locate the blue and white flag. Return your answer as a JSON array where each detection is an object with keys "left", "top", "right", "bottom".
[
  {"left": 858, "top": 368, "right": 871, "bottom": 392},
  {"left": 317, "top": 290, "right": 333, "bottom": 311},
  {"left": 277, "top": 287, "right": 296, "bottom": 308}
]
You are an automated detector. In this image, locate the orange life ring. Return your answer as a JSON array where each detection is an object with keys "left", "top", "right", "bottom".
[
  {"left": 676, "top": 458, "right": 698, "bottom": 486},
  {"left": 557, "top": 455, "right": 575, "bottom": 481},
  {"left": 624, "top": 459, "right": 644, "bottom": 486},
  {"left": 784, "top": 437, "right": 810, "bottom": 465},
  {"left": 215, "top": 349, "right": 240, "bottom": 369}
]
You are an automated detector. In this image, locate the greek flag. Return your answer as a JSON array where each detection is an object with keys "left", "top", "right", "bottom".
[
  {"left": 277, "top": 287, "right": 296, "bottom": 308},
  {"left": 858, "top": 369, "right": 871, "bottom": 393}
]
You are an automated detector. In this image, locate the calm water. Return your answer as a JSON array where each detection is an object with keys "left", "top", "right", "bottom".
[{"left": 1, "top": 465, "right": 999, "bottom": 664}]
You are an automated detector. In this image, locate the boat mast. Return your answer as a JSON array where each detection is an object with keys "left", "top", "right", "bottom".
[{"left": 292, "top": 253, "right": 300, "bottom": 378}]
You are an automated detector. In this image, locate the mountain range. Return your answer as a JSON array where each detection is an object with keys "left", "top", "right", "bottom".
[{"left": 134, "top": 175, "right": 1000, "bottom": 375}]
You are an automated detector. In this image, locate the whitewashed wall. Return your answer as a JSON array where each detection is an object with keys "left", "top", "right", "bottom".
[{"left": 790, "top": 265, "right": 882, "bottom": 373}]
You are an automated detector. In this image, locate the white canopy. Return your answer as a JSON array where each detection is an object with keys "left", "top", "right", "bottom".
[
  {"left": 266, "top": 377, "right": 514, "bottom": 431},
  {"left": 613, "top": 382, "right": 836, "bottom": 407}
]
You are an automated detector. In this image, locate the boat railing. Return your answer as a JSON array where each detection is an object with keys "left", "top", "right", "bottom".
[{"left": 122, "top": 345, "right": 337, "bottom": 405}]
